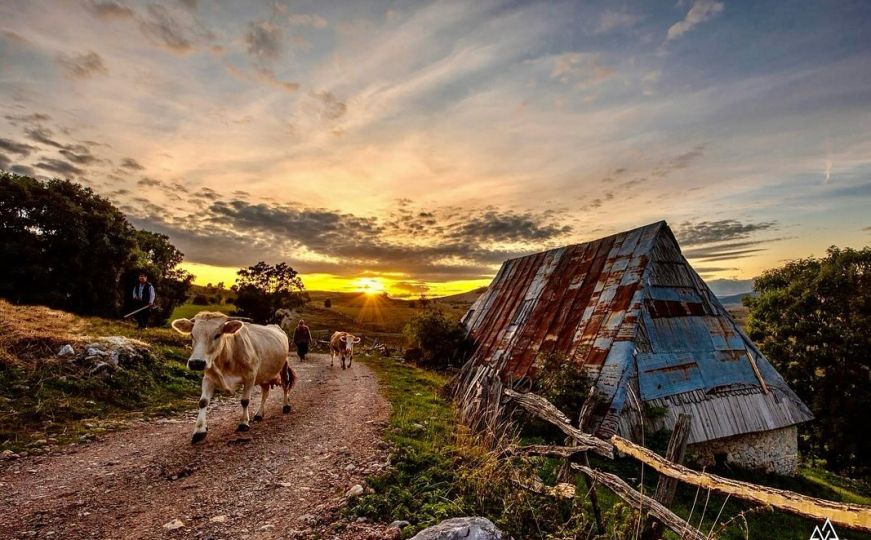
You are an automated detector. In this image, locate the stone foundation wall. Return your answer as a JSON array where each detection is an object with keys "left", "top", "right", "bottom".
[{"left": 687, "top": 425, "right": 798, "bottom": 476}]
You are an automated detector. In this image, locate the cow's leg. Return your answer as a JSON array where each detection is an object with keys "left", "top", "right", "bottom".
[
  {"left": 192, "top": 377, "right": 215, "bottom": 444},
  {"left": 341, "top": 353, "right": 346, "bottom": 370},
  {"left": 330, "top": 349, "right": 335, "bottom": 367},
  {"left": 236, "top": 382, "right": 254, "bottom": 432},
  {"left": 253, "top": 384, "right": 269, "bottom": 421},
  {"left": 348, "top": 353, "right": 353, "bottom": 368},
  {"left": 281, "top": 363, "right": 293, "bottom": 414}
]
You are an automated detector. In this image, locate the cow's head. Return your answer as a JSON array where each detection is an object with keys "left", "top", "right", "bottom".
[
  {"left": 171, "top": 314, "right": 244, "bottom": 371},
  {"left": 340, "top": 333, "right": 362, "bottom": 355}
]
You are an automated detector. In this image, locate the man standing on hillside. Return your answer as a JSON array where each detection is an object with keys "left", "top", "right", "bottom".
[
  {"left": 131, "top": 273, "right": 155, "bottom": 330},
  {"left": 293, "top": 319, "right": 312, "bottom": 362}
]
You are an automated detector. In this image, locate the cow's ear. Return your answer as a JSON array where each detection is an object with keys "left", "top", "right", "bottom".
[
  {"left": 339, "top": 335, "right": 346, "bottom": 342},
  {"left": 222, "top": 320, "right": 244, "bottom": 334},
  {"left": 353, "top": 337, "right": 361, "bottom": 344},
  {"left": 171, "top": 318, "right": 194, "bottom": 334}
]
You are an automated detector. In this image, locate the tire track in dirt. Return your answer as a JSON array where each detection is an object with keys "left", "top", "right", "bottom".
[{"left": 0, "top": 354, "right": 391, "bottom": 539}]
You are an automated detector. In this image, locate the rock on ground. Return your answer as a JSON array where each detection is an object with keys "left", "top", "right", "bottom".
[{"left": 410, "top": 517, "right": 503, "bottom": 540}]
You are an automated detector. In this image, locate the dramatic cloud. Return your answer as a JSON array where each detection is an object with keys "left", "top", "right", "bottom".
[
  {"left": 4, "top": 113, "right": 50, "bottom": 126},
  {"left": 0, "top": 152, "right": 9, "bottom": 170},
  {"left": 0, "top": 138, "right": 36, "bottom": 156},
  {"left": 24, "top": 127, "right": 63, "bottom": 147},
  {"left": 449, "top": 211, "right": 572, "bottom": 243},
  {"left": 138, "top": 4, "right": 193, "bottom": 53},
  {"left": 313, "top": 91, "right": 347, "bottom": 121},
  {"left": 652, "top": 145, "right": 706, "bottom": 178},
  {"left": 675, "top": 219, "right": 777, "bottom": 246},
  {"left": 59, "top": 144, "right": 101, "bottom": 165},
  {"left": 56, "top": 51, "right": 108, "bottom": 79},
  {"left": 245, "top": 20, "right": 283, "bottom": 63},
  {"left": 120, "top": 157, "right": 144, "bottom": 170},
  {"left": 667, "top": 0, "right": 724, "bottom": 41},
  {"left": 34, "top": 158, "right": 84, "bottom": 176},
  {"left": 83, "top": 0, "right": 135, "bottom": 20}
]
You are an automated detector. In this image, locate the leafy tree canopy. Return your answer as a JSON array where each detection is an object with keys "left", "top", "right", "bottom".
[
  {"left": 0, "top": 172, "right": 191, "bottom": 322},
  {"left": 744, "top": 246, "right": 870, "bottom": 475},
  {"left": 233, "top": 261, "right": 307, "bottom": 323}
]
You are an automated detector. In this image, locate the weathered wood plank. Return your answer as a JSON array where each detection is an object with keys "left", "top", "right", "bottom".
[
  {"left": 500, "top": 444, "right": 596, "bottom": 459},
  {"left": 573, "top": 464, "right": 705, "bottom": 540},
  {"left": 643, "top": 413, "right": 692, "bottom": 540},
  {"left": 612, "top": 435, "right": 871, "bottom": 532},
  {"left": 503, "top": 388, "right": 614, "bottom": 458}
]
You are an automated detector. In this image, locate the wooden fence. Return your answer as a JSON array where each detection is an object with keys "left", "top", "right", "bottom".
[{"left": 499, "top": 388, "right": 871, "bottom": 538}]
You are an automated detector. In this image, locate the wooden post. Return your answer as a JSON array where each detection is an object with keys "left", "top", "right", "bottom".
[
  {"left": 555, "top": 386, "right": 605, "bottom": 535},
  {"left": 642, "top": 413, "right": 692, "bottom": 540}
]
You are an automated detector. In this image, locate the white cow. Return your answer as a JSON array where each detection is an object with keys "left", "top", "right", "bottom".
[
  {"left": 329, "top": 331, "right": 360, "bottom": 369},
  {"left": 171, "top": 312, "right": 296, "bottom": 443}
]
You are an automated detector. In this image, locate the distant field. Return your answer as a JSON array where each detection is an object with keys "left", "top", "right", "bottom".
[{"left": 169, "top": 302, "right": 235, "bottom": 321}]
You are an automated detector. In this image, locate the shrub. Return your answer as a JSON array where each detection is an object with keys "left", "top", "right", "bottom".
[
  {"left": 324, "top": 298, "right": 332, "bottom": 308},
  {"left": 191, "top": 294, "right": 209, "bottom": 305},
  {"left": 402, "top": 306, "right": 468, "bottom": 370}
]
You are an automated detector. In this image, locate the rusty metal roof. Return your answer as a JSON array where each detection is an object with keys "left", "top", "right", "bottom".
[{"left": 461, "top": 221, "right": 812, "bottom": 444}]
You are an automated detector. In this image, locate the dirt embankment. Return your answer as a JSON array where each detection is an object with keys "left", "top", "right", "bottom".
[{"left": 0, "top": 354, "right": 393, "bottom": 539}]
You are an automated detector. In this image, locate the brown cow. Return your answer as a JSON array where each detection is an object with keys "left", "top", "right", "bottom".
[
  {"left": 171, "top": 312, "right": 297, "bottom": 443},
  {"left": 329, "top": 331, "right": 360, "bottom": 369}
]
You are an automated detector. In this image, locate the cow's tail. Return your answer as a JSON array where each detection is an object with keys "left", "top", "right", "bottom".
[{"left": 281, "top": 361, "right": 298, "bottom": 391}]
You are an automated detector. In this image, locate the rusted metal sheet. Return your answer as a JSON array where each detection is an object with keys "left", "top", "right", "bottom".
[{"left": 460, "top": 220, "right": 812, "bottom": 444}]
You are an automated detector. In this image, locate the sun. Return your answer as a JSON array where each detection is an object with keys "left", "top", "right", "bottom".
[{"left": 354, "top": 278, "right": 386, "bottom": 295}]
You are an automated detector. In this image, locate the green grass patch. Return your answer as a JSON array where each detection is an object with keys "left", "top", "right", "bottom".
[
  {"left": 170, "top": 302, "right": 235, "bottom": 321},
  {"left": 352, "top": 355, "right": 603, "bottom": 539},
  {"left": 1, "top": 315, "right": 200, "bottom": 453}
]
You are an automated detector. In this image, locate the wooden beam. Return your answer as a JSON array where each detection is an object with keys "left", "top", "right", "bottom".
[
  {"left": 643, "top": 413, "right": 692, "bottom": 540},
  {"left": 503, "top": 388, "right": 614, "bottom": 459},
  {"left": 573, "top": 464, "right": 705, "bottom": 540},
  {"left": 501, "top": 444, "right": 595, "bottom": 459},
  {"left": 612, "top": 435, "right": 871, "bottom": 532}
]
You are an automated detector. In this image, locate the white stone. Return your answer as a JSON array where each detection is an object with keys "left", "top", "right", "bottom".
[{"left": 162, "top": 518, "right": 184, "bottom": 530}]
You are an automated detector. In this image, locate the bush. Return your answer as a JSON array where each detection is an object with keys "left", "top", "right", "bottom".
[
  {"left": 323, "top": 298, "right": 332, "bottom": 308},
  {"left": 192, "top": 294, "right": 209, "bottom": 305},
  {"left": 402, "top": 306, "right": 469, "bottom": 370},
  {"left": 233, "top": 262, "right": 307, "bottom": 324}
]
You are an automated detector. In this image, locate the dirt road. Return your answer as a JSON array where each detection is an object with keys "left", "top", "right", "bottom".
[{"left": 0, "top": 354, "right": 392, "bottom": 539}]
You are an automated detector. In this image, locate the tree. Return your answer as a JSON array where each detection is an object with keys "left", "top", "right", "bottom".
[
  {"left": 233, "top": 262, "right": 307, "bottom": 323},
  {"left": 744, "top": 246, "right": 871, "bottom": 474},
  {"left": 0, "top": 172, "right": 191, "bottom": 322},
  {"left": 402, "top": 305, "right": 469, "bottom": 370}
]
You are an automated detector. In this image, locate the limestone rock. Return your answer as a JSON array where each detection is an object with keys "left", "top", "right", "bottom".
[{"left": 410, "top": 517, "right": 502, "bottom": 540}]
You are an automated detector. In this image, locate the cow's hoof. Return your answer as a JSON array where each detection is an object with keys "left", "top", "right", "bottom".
[
  {"left": 253, "top": 414, "right": 263, "bottom": 422},
  {"left": 191, "top": 431, "right": 207, "bottom": 444},
  {"left": 282, "top": 404, "right": 292, "bottom": 414},
  {"left": 236, "top": 423, "right": 250, "bottom": 432}
]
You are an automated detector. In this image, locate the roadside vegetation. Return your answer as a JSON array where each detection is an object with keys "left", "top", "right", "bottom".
[{"left": 0, "top": 300, "right": 199, "bottom": 453}]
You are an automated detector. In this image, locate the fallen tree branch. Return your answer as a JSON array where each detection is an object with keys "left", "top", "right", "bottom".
[
  {"left": 503, "top": 389, "right": 613, "bottom": 459},
  {"left": 500, "top": 444, "right": 595, "bottom": 459},
  {"left": 612, "top": 435, "right": 871, "bottom": 532},
  {"left": 573, "top": 464, "right": 705, "bottom": 540}
]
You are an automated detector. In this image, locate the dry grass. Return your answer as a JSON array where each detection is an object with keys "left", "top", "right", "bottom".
[{"left": 0, "top": 300, "right": 89, "bottom": 364}]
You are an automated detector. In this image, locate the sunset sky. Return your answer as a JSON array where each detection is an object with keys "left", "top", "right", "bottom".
[{"left": 1, "top": 0, "right": 869, "bottom": 297}]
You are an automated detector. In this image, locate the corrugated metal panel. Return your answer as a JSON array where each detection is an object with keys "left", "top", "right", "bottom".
[{"left": 459, "top": 220, "right": 813, "bottom": 444}]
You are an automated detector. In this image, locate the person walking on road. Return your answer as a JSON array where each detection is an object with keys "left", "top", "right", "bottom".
[
  {"left": 293, "top": 319, "right": 313, "bottom": 362},
  {"left": 131, "top": 273, "right": 155, "bottom": 329}
]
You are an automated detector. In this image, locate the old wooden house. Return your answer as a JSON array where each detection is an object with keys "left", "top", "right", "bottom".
[{"left": 455, "top": 221, "right": 812, "bottom": 474}]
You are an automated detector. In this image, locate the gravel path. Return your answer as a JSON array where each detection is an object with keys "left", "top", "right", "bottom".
[{"left": 0, "top": 354, "right": 393, "bottom": 539}]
